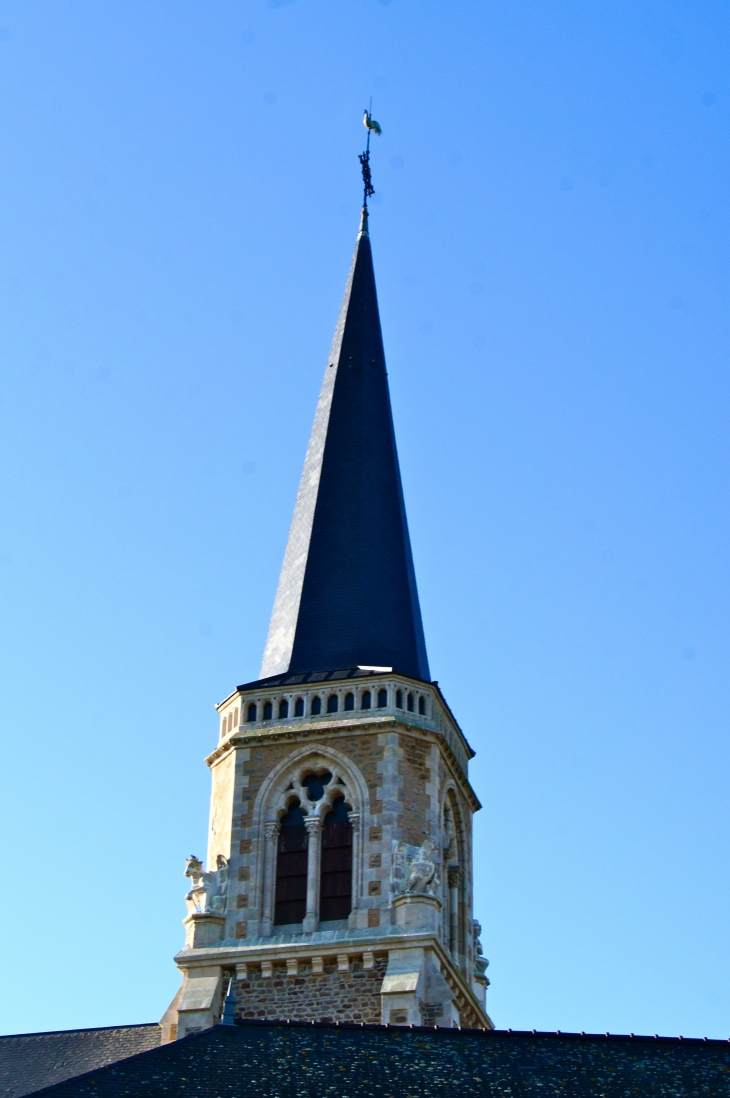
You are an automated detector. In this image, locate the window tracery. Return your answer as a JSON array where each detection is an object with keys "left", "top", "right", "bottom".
[{"left": 255, "top": 749, "right": 366, "bottom": 936}]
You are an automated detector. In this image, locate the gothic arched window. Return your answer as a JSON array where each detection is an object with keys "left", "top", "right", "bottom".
[
  {"left": 311, "top": 696, "right": 322, "bottom": 715},
  {"left": 274, "top": 801, "right": 307, "bottom": 926},
  {"left": 395, "top": 689, "right": 403, "bottom": 709},
  {"left": 418, "top": 696, "right": 426, "bottom": 716},
  {"left": 279, "top": 699, "right": 289, "bottom": 719},
  {"left": 377, "top": 688, "right": 388, "bottom": 708},
  {"left": 327, "top": 694, "right": 339, "bottom": 713},
  {"left": 361, "top": 691, "right": 371, "bottom": 710},
  {"left": 246, "top": 703, "right": 257, "bottom": 722},
  {"left": 294, "top": 697, "right": 304, "bottom": 717},
  {"left": 407, "top": 692, "right": 414, "bottom": 712},
  {"left": 263, "top": 701, "right": 273, "bottom": 720},
  {"left": 344, "top": 692, "right": 354, "bottom": 711},
  {"left": 319, "top": 796, "right": 352, "bottom": 922}
]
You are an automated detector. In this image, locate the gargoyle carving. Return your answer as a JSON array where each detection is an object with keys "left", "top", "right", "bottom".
[
  {"left": 185, "top": 854, "right": 229, "bottom": 915},
  {"left": 391, "top": 838, "right": 440, "bottom": 899}
]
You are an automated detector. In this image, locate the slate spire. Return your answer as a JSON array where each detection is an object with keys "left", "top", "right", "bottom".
[{"left": 260, "top": 208, "right": 430, "bottom": 683}]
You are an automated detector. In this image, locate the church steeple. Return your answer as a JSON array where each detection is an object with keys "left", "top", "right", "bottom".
[
  {"left": 260, "top": 210, "right": 430, "bottom": 682},
  {"left": 167, "top": 168, "right": 489, "bottom": 1039}
]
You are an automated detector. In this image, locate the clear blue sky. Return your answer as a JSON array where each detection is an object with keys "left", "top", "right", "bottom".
[{"left": 1, "top": 0, "right": 728, "bottom": 1040}]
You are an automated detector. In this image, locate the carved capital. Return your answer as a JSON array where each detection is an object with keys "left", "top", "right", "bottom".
[
  {"left": 348, "top": 812, "right": 361, "bottom": 833},
  {"left": 448, "top": 865, "right": 463, "bottom": 889},
  {"left": 304, "top": 816, "right": 322, "bottom": 837},
  {"left": 263, "top": 821, "right": 280, "bottom": 842}
]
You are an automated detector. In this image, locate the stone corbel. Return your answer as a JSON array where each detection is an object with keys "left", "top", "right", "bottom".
[
  {"left": 183, "top": 911, "right": 226, "bottom": 950},
  {"left": 392, "top": 891, "right": 441, "bottom": 932}
]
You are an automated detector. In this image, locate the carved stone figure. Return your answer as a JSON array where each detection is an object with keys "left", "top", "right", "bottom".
[
  {"left": 473, "top": 919, "right": 489, "bottom": 976},
  {"left": 404, "top": 839, "right": 439, "bottom": 895},
  {"left": 391, "top": 839, "right": 440, "bottom": 899},
  {"left": 185, "top": 854, "right": 229, "bottom": 915},
  {"left": 442, "top": 814, "right": 456, "bottom": 863},
  {"left": 391, "top": 840, "right": 409, "bottom": 897}
]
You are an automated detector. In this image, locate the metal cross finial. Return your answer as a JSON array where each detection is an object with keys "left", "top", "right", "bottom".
[
  {"left": 359, "top": 148, "right": 375, "bottom": 206},
  {"left": 359, "top": 99, "right": 380, "bottom": 209}
]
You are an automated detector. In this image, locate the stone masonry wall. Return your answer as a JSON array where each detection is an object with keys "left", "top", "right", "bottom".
[
  {"left": 239, "top": 742, "right": 294, "bottom": 810},
  {"left": 397, "top": 733, "right": 432, "bottom": 846},
  {"left": 207, "top": 750, "right": 235, "bottom": 867},
  {"left": 231, "top": 955, "right": 388, "bottom": 1024},
  {"left": 329, "top": 732, "right": 385, "bottom": 815}
]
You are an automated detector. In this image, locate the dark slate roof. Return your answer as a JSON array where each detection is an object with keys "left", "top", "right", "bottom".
[
  {"left": 28, "top": 1020, "right": 730, "bottom": 1098},
  {"left": 0, "top": 1024, "right": 161, "bottom": 1098},
  {"left": 236, "top": 666, "right": 422, "bottom": 692},
  {"left": 260, "top": 210, "right": 430, "bottom": 684}
]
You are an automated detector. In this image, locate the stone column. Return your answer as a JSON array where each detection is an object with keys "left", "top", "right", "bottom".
[
  {"left": 260, "top": 820, "right": 280, "bottom": 937},
  {"left": 448, "top": 866, "right": 462, "bottom": 963},
  {"left": 348, "top": 812, "right": 361, "bottom": 929},
  {"left": 303, "top": 816, "right": 322, "bottom": 934}
]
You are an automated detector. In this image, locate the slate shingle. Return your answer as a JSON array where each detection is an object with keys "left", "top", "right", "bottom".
[
  {"left": 24, "top": 1020, "right": 730, "bottom": 1098},
  {"left": 0, "top": 1024, "right": 161, "bottom": 1098},
  {"left": 260, "top": 215, "right": 430, "bottom": 683}
]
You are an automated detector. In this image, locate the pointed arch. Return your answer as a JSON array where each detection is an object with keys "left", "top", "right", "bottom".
[
  {"left": 441, "top": 783, "right": 467, "bottom": 967},
  {"left": 253, "top": 744, "right": 368, "bottom": 936}
]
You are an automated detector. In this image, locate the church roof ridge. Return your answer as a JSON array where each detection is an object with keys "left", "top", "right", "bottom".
[
  {"left": 183, "top": 1020, "right": 730, "bottom": 1044},
  {"left": 0, "top": 1023, "right": 160, "bottom": 1041}
]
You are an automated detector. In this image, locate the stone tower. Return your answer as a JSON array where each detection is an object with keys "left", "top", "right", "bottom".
[{"left": 163, "top": 207, "right": 491, "bottom": 1041}]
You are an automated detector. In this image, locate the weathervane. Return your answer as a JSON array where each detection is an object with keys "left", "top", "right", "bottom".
[{"left": 359, "top": 99, "right": 381, "bottom": 209}]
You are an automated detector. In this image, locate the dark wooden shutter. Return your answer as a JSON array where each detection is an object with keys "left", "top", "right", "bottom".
[
  {"left": 319, "top": 802, "right": 352, "bottom": 921},
  {"left": 274, "top": 806, "right": 308, "bottom": 925}
]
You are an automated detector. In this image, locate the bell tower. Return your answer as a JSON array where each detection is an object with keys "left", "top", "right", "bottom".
[{"left": 163, "top": 204, "right": 491, "bottom": 1041}]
